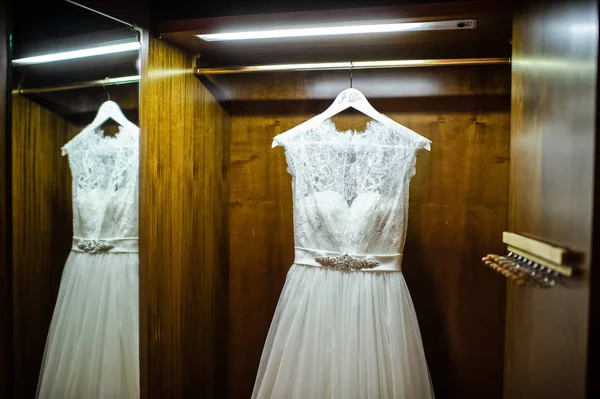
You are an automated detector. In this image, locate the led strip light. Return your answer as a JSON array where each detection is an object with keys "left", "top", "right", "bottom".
[
  {"left": 198, "top": 20, "right": 476, "bottom": 42},
  {"left": 12, "top": 42, "right": 141, "bottom": 66}
]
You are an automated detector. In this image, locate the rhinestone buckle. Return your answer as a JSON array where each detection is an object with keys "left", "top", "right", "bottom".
[
  {"left": 77, "top": 239, "right": 114, "bottom": 254},
  {"left": 315, "top": 254, "right": 380, "bottom": 271}
]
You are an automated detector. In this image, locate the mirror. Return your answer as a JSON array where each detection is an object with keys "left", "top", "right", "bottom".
[{"left": 10, "top": 2, "right": 140, "bottom": 397}]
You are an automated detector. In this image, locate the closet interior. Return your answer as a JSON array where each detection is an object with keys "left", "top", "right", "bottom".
[
  {"left": 8, "top": 2, "right": 140, "bottom": 398},
  {"left": 2, "top": 0, "right": 599, "bottom": 398},
  {"left": 141, "top": 2, "right": 512, "bottom": 398}
]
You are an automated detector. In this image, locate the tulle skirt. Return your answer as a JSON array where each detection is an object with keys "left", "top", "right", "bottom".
[
  {"left": 252, "top": 264, "right": 434, "bottom": 399},
  {"left": 36, "top": 252, "right": 139, "bottom": 399}
]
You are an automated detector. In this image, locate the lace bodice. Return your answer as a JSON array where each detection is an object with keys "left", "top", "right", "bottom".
[
  {"left": 274, "top": 119, "right": 429, "bottom": 256},
  {"left": 62, "top": 126, "right": 139, "bottom": 240}
]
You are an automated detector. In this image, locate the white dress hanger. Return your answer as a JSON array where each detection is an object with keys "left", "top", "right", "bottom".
[
  {"left": 273, "top": 87, "right": 431, "bottom": 151},
  {"left": 61, "top": 100, "right": 139, "bottom": 156},
  {"left": 87, "top": 100, "right": 138, "bottom": 132}
]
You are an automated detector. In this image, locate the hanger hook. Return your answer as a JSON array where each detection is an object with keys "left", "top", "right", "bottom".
[
  {"left": 350, "top": 62, "right": 353, "bottom": 88},
  {"left": 16, "top": 76, "right": 26, "bottom": 94},
  {"left": 102, "top": 77, "right": 111, "bottom": 101}
]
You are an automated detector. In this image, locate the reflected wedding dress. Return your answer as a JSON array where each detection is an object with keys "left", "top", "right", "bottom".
[
  {"left": 252, "top": 119, "right": 434, "bottom": 398},
  {"left": 37, "top": 126, "right": 140, "bottom": 398}
]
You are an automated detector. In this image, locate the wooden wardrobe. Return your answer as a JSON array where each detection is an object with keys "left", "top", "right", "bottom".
[{"left": 1, "top": 0, "right": 599, "bottom": 398}]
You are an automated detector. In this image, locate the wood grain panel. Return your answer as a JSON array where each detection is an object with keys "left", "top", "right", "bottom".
[
  {"left": 227, "top": 67, "right": 510, "bottom": 398},
  {"left": 11, "top": 95, "right": 77, "bottom": 399},
  {"left": 139, "top": 36, "right": 229, "bottom": 399},
  {"left": 505, "top": 1, "right": 598, "bottom": 398},
  {"left": 0, "top": 1, "right": 11, "bottom": 397},
  {"left": 222, "top": 66, "right": 511, "bottom": 101}
]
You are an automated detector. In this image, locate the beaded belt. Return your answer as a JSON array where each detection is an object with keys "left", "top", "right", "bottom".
[
  {"left": 72, "top": 237, "right": 139, "bottom": 254},
  {"left": 294, "top": 247, "right": 402, "bottom": 272}
]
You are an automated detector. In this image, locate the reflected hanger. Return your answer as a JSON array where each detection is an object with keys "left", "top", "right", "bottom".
[
  {"left": 103, "top": 79, "right": 111, "bottom": 101},
  {"left": 87, "top": 78, "right": 137, "bottom": 131},
  {"left": 273, "top": 63, "right": 431, "bottom": 150},
  {"left": 60, "top": 81, "right": 138, "bottom": 156},
  {"left": 87, "top": 100, "right": 138, "bottom": 132}
]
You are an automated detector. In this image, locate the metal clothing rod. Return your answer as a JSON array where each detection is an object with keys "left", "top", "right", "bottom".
[
  {"left": 65, "top": 0, "right": 134, "bottom": 28},
  {"left": 12, "top": 75, "right": 140, "bottom": 95},
  {"left": 196, "top": 57, "right": 511, "bottom": 75}
]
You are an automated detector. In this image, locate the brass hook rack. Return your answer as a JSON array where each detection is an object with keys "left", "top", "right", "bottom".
[
  {"left": 482, "top": 253, "right": 559, "bottom": 288},
  {"left": 482, "top": 232, "right": 580, "bottom": 288}
]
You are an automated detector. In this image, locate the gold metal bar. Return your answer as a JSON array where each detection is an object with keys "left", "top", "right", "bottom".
[
  {"left": 351, "top": 58, "right": 510, "bottom": 69},
  {"left": 12, "top": 75, "right": 140, "bottom": 95},
  {"left": 195, "top": 57, "right": 511, "bottom": 75}
]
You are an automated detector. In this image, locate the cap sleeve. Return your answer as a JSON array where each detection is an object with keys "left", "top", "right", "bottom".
[
  {"left": 271, "top": 133, "right": 287, "bottom": 148},
  {"left": 419, "top": 137, "right": 432, "bottom": 152},
  {"left": 271, "top": 133, "right": 298, "bottom": 176}
]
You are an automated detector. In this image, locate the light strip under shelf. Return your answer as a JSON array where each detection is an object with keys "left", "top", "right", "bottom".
[
  {"left": 12, "top": 42, "right": 141, "bottom": 66},
  {"left": 197, "top": 19, "right": 476, "bottom": 42}
]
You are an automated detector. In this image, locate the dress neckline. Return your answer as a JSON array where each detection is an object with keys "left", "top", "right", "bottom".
[
  {"left": 321, "top": 118, "right": 383, "bottom": 140},
  {"left": 89, "top": 125, "right": 127, "bottom": 141},
  {"left": 84, "top": 124, "right": 139, "bottom": 149}
]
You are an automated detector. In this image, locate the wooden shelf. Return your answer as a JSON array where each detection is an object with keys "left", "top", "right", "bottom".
[
  {"left": 156, "top": 1, "right": 512, "bottom": 66},
  {"left": 502, "top": 232, "right": 576, "bottom": 277}
]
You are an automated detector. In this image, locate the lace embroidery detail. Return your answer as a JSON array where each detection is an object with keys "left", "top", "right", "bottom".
[
  {"left": 77, "top": 239, "right": 115, "bottom": 254},
  {"left": 274, "top": 119, "right": 429, "bottom": 256},
  {"left": 62, "top": 126, "right": 139, "bottom": 240},
  {"left": 315, "top": 254, "right": 379, "bottom": 271}
]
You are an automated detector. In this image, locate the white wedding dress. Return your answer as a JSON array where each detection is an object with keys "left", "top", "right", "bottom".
[
  {"left": 37, "top": 125, "right": 140, "bottom": 398},
  {"left": 252, "top": 119, "right": 434, "bottom": 398}
]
